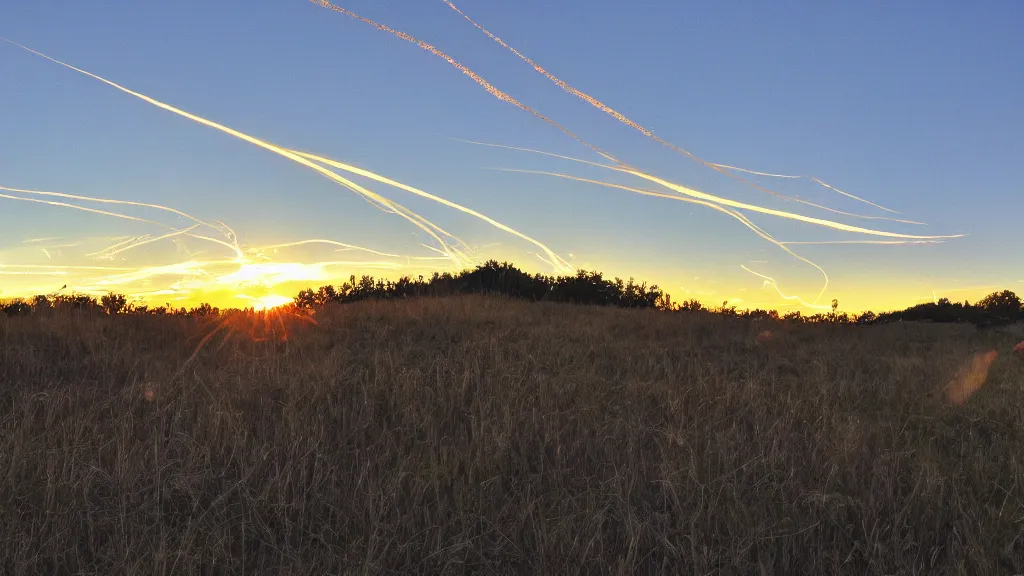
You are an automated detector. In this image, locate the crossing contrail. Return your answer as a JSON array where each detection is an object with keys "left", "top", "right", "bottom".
[{"left": 441, "top": 0, "right": 903, "bottom": 215}]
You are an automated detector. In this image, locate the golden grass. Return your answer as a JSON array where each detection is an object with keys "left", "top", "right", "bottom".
[{"left": 1, "top": 296, "right": 1022, "bottom": 574}]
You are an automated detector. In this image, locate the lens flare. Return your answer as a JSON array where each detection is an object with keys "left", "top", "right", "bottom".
[{"left": 945, "top": 350, "right": 998, "bottom": 406}]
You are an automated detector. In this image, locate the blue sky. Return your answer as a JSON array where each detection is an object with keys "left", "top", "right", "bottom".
[{"left": 1, "top": 0, "right": 1021, "bottom": 310}]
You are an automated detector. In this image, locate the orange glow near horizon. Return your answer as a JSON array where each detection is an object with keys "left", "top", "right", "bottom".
[
  {"left": 242, "top": 294, "right": 294, "bottom": 311},
  {"left": 1, "top": 242, "right": 1001, "bottom": 315}
]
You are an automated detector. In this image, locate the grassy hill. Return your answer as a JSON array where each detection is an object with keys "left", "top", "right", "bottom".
[{"left": 1, "top": 296, "right": 1022, "bottom": 574}]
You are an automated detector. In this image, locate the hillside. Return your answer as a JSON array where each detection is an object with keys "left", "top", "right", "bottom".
[{"left": 1, "top": 296, "right": 1023, "bottom": 574}]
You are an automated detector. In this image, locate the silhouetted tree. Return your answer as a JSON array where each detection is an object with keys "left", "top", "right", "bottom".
[
  {"left": 678, "top": 299, "right": 704, "bottom": 312},
  {"left": 292, "top": 261, "right": 666, "bottom": 312},
  {"left": 31, "top": 294, "right": 52, "bottom": 312},
  {"left": 976, "top": 290, "right": 1021, "bottom": 324},
  {"left": 51, "top": 293, "right": 99, "bottom": 312},
  {"left": 189, "top": 303, "right": 218, "bottom": 317},
  {"left": 101, "top": 293, "right": 128, "bottom": 315},
  {"left": 852, "top": 311, "right": 874, "bottom": 325},
  {"left": 1, "top": 300, "right": 32, "bottom": 317}
]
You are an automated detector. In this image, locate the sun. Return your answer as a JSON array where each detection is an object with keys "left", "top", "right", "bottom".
[{"left": 245, "top": 294, "right": 293, "bottom": 310}]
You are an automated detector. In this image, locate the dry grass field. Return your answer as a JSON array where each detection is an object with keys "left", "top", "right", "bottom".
[{"left": 1, "top": 296, "right": 1022, "bottom": 574}]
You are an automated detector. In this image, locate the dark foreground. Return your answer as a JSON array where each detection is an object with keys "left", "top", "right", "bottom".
[{"left": 1, "top": 296, "right": 1022, "bottom": 574}]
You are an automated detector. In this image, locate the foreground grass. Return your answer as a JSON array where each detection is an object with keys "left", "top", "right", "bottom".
[{"left": 1, "top": 296, "right": 1022, "bottom": 574}]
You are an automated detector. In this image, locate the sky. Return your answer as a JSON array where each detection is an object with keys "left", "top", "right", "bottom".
[{"left": 1, "top": 0, "right": 1021, "bottom": 312}]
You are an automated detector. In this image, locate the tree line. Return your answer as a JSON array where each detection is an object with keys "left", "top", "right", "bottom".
[
  {"left": 0, "top": 292, "right": 219, "bottom": 317},
  {"left": 2, "top": 260, "right": 1022, "bottom": 326}
]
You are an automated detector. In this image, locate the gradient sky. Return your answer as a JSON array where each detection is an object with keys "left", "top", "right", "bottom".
[{"left": 1, "top": 0, "right": 1021, "bottom": 312}]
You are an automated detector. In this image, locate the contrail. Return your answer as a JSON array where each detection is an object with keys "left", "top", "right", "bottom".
[
  {"left": 780, "top": 240, "right": 944, "bottom": 246},
  {"left": 740, "top": 265, "right": 833, "bottom": 311},
  {"left": 88, "top": 235, "right": 147, "bottom": 256},
  {"left": 0, "top": 264, "right": 138, "bottom": 272},
  {"left": 0, "top": 37, "right": 576, "bottom": 303},
  {"left": 0, "top": 38, "right": 476, "bottom": 269},
  {"left": 477, "top": 142, "right": 961, "bottom": 240},
  {"left": 0, "top": 192, "right": 161, "bottom": 226},
  {"left": 487, "top": 137, "right": 958, "bottom": 303},
  {"left": 317, "top": 0, "right": 871, "bottom": 218},
  {"left": 617, "top": 166, "right": 958, "bottom": 240},
  {"left": 0, "top": 185, "right": 243, "bottom": 257},
  {"left": 292, "top": 149, "right": 574, "bottom": 272},
  {"left": 0, "top": 190, "right": 238, "bottom": 257},
  {"left": 254, "top": 239, "right": 450, "bottom": 261},
  {"left": 0, "top": 184, "right": 247, "bottom": 258},
  {"left": 0, "top": 184, "right": 223, "bottom": 231},
  {"left": 89, "top": 225, "right": 202, "bottom": 259},
  {"left": 497, "top": 167, "right": 833, "bottom": 302},
  {"left": 442, "top": 0, "right": 902, "bottom": 215},
  {"left": 459, "top": 140, "right": 923, "bottom": 225},
  {"left": 307, "top": 0, "right": 621, "bottom": 165}
]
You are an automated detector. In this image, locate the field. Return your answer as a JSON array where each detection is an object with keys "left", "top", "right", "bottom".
[{"left": 1, "top": 296, "right": 1022, "bottom": 574}]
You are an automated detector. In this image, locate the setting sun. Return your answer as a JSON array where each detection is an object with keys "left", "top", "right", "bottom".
[{"left": 243, "top": 294, "right": 293, "bottom": 311}]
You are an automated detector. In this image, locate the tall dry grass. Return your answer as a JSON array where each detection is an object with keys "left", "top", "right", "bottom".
[{"left": 1, "top": 296, "right": 1022, "bottom": 574}]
